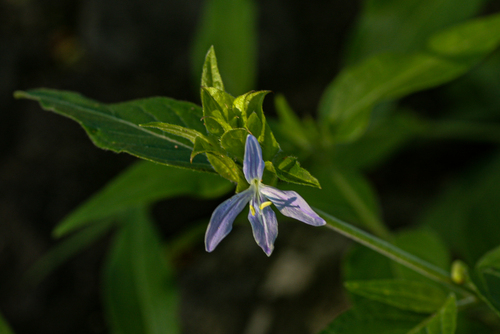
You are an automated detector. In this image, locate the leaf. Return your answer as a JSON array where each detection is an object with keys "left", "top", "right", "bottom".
[
  {"left": 319, "top": 298, "right": 426, "bottom": 334},
  {"left": 345, "top": 279, "right": 448, "bottom": 313},
  {"left": 274, "top": 94, "right": 313, "bottom": 151},
  {"left": 319, "top": 12, "right": 500, "bottom": 143},
  {"left": 206, "top": 153, "right": 248, "bottom": 192},
  {"left": 140, "top": 122, "right": 204, "bottom": 143},
  {"left": 344, "top": 0, "right": 486, "bottom": 63},
  {"left": 103, "top": 207, "right": 179, "bottom": 334},
  {"left": 409, "top": 294, "right": 457, "bottom": 334},
  {"left": 391, "top": 228, "right": 451, "bottom": 282},
  {"left": 191, "top": 0, "right": 257, "bottom": 95},
  {"left": 233, "top": 90, "right": 280, "bottom": 161},
  {"left": 421, "top": 151, "right": 500, "bottom": 264},
  {"left": 0, "top": 312, "right": 15, "bottom": 334},
  {"left": 272, "top": 153, "right": 320, "bottom": 188},
  {"left": 15, "top": 89, "right": 213, "bottom": 172},
  {"left": 474, "top": 245, "right": 500, "bottom": 316},
  {"left": 344, "top": 244, "right": 394, "bottom": 281},
  {"left": 26, "top": 220, "right": 114, "bottom": 284},
  {"left": 220, "top": 128, "right": 248, "bottom": 162},
  {"left": 54, "top": 160, "right": 232, "bottom": 237},
  {"left": 201, "top": 46, "right": 225, "bottom": 91}
]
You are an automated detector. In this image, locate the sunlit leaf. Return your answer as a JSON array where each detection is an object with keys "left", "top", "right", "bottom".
[
  {"left": 15, "top": 89, "right": 213, "bottom": 172},
  {"left": 191, "top": 0, "right": 257, "bottom": 95}
]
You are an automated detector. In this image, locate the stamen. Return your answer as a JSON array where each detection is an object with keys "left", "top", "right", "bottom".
[
  {"left": 250, "top": 205, "right": 256, "bottom": 216},
  {"left": 259, "top": 201, "right": 273, "bottom": 210}
]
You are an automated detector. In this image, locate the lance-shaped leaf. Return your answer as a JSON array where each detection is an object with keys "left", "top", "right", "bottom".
[
  {"left": 15, "top": 89, "right": 213, "bottom": 172},
  {"left": 54, "top": 160, "right": 232, "bottom": 237},
  {"left": 191, "top": 0, "right": 257, "bottom": 95},
  {"left": 408, "top": 294, "right": 457, "bottom": 334},
  {"left": 319, "top": 298, "right": 426, "bottom": 334},
  {"left": 103, "top": 208, "right": 179, "bottom": 334},
  {"left": 319, "top": 12, "right": 500, "bottom": 143},
  {"left": 139, "top": 122, "right": 205, "bottom": 144},
  {"left": 206, "top": 153, "right": 248, "bottom": 193},
  {"left": 201, "top": 46, "right": 225, "bottom": 91},
  {"left": 345, "top": 279, "right": 448, "bottom": 313}
]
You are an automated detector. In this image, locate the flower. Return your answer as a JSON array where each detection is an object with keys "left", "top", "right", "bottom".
[{"left": 205, "top": 134, "right": 326, "bottom": 256}]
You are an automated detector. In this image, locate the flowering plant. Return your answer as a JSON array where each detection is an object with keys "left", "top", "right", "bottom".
[{"left": 8, "top": 3, "right": 500, "bottom": 333}]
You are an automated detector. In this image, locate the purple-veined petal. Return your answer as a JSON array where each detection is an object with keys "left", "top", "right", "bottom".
[
  {"left": 260, "top": 185, "right": 326, "bottom": 226},
  {"left": 205, "top": 188, "right": 253, "bottom": 252},
  {"left": 248, "top": 194, "right": 278, "bottom": 256},
  {"left": 243, "top": 134, "right": 264, "bottom": 183}
]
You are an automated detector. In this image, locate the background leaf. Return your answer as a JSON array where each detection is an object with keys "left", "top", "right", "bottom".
[
  {"left": 0, "top": 312, "right": 15, "bottom": 334},
  {"left": 344, "top": 0, "right": 487, "bottom": 63},
  {"left": 103, "top": 207, "right": 179, "bottom": 334},
  {"left": 15, "top": 89, "right": 213, "bottom": 172},
  {"left": 54, "top": 160, "right": 232, "bottom": 237},
  {"left": 409, "top": 294, "right": 457, "bottom": 334},
  {"left": 319, "top": 12, "right": 500, "bottom": 143},
  {"left": 345, "top": 279, "right": 448, "bottom": 313}
]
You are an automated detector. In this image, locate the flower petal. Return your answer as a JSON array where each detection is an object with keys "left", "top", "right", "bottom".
[
  {"left": 248, "top": 195, "right": 278, "bottom": 256},
  {"left": 243, "top": 134, "right": 264, "bottom": 183},
  {"left": 260, "top": 185, "right": 326, "bottom": 226},
  {"left": 205, "top": 188, "right": 253, "bottom": 252}
]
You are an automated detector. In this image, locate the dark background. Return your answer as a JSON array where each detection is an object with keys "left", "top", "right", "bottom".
[{"left": 1, "top": 1, "right": 496, "bottom": 333}]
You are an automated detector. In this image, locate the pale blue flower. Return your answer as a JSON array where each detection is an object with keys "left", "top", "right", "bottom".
[{"left": 205, "top": 134, "right": 326, "bottom": 256}]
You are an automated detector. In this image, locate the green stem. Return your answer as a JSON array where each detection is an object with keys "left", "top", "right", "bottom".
[{"left": 317, "top": 208, "right": 475, "bottom": 297}]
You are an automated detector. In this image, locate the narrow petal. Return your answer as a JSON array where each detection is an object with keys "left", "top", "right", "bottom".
[
  {"left": 243, "top": 134, "right": 264, "bottom": 183},
  {"left": 248, "top": 195, "right": 278, "bottom": 256},
  {"left": 260, "top": 185, "right": 326, "bottom": 226},
  {"left": 205, "top": 188, "right": 253, "bottom": 252}
]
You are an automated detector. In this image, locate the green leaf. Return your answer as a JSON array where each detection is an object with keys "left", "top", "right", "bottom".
[
  {"left": 421, "top": 151, "right": 500, "bottom": 264},
  {"left": 26, "top": 220, "right": 114, "bottom": 284},
  {"left": 391, "top": 228, "right": 451, "bottom": 281},
  {"left": 344, "top": 244, "right": 394, "bottom": 281},
  {"left": 103, "top": 208, "right": 179, "bottom": 334},
  {"left": 191, "top": 0, "right": 257, "bottom": 95},
  {"left": 345, "top": 279, "right": 448, "bottom": 313},
  {"left": 344, "top": 0, "right": 486, "bottom": 63},
  {"left": 319, "top": 298, "right": 426, "bottom": 334},
  {"left": 274, "top": 94, "right": 313, "bottom": 151},
  {"left": 409, "top": 294, "right": 457, "bottom": 334},
  {"left": 140, "top": 122, "right": 205, "bottom": 143},
  {"left": 54, "top": 160, "right": 232, "bottom": 237},
  {"left": 0, "top": 312, "right": 15, "bottom": 334},
  {"left": 15, "top": 89, "right": 213, "bottom": 172},
  {"left": 428, "top": 13, "right": 500, "bottom": 59},
  {"left": 474, "top": 246, "right": 500, "bottom": 316},
  {"left": 206, "top": 153, "right": 248, "bottom": 192},
  {"left": 190, "top": 135, "right": 225, "bottom": 162},
  {"left": 220, "top": 128, "right": 248, "bottom": 162},
  {"left": 201, "top": 46, "right": 225, "bottom": 91},
  {"left": 319, "top": 52, "right": 467, "bottom": 142},
  {"left": 319, "top": 12, "right": 500, "bottom": 143},
  {"left": 233, "top": 90, "right": 280, "bottom": 160},
  {"left": 272, "top": 153, "right": 320, "bottom": 188}
]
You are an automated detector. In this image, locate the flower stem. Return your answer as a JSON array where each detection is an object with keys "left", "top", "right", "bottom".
[{"left": 316, "top": 208, "right": 475, "bottom": 297}]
